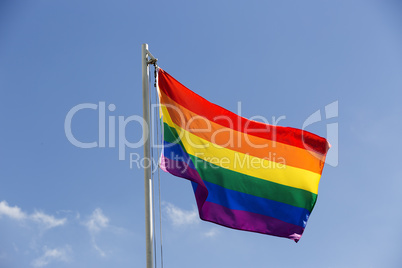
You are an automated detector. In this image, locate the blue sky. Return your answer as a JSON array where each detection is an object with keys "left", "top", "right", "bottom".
[{"left": 1, "top": 0, "right": 402, "bottom": 267}]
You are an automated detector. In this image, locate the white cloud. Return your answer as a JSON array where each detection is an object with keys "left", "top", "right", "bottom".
[
  {"left": 0, "top": 201, "right": 121, "bottom": 260},
  {"left": 164, "top": 202, "right": 199, "bottom": 226},
  {"left": 0, "top": 201, "right": 27, "bottom": 220},
  {"left": 0, "top": 200, "right": 66, "bottom": 230},
  {"left": 84, "top": 208, "right": 109, "bottom": 233},
  {"left": 203, "top": 228, "right": 219, "bottom": 238},
  {"left": 0, "top": 201, "right": 127, "bottom": 263},
  {"left": 84, "top": 208, "right": 110, "bottom": 257},
  {"left": 31, "top": 211, "right": 66, "bottom": 229},
  {"left": 92, "top": 242, "right": 106, "bottom": 257},
  {"left": 31, "top": 246, "right": 71, "bottom": 268}
]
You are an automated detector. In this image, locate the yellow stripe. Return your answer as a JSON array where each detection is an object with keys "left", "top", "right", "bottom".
[{"left": 161, "top": 105, "right": 321, "bottom": 194}]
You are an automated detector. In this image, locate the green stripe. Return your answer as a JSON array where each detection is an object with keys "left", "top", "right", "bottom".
[
  {"left": 163, "top": 121, "right": 181, "bottom": 144},
  {"left": 163, "top": 121, "right": 317, "bottom": 211},
  {"left": 189, "top": 154, "right": 317, "bottom": 212}
]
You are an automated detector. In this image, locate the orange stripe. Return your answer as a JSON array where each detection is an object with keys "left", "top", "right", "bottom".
[{"left": 159, "top": 90, "right": 326, "bottom": 175}]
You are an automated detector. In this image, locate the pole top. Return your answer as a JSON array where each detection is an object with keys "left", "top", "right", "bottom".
[{"left": 142, "top": 44, "right": 157, "bottom": 65}]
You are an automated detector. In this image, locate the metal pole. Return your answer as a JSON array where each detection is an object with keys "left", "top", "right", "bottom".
[{"left": 142, "top": 43, "right": 153, "bottom": 268}]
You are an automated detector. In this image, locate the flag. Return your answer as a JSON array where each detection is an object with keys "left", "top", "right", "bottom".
[{"left": 157, "top": 68, "right": 330, "bottom": 242}]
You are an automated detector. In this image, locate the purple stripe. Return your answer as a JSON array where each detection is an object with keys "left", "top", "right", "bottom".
[
  {"left": 199, "top": 201, "right": 304, "bottom": 242},
  {"left": 160, "top": 155, "right": 200, "bottom": 183}
]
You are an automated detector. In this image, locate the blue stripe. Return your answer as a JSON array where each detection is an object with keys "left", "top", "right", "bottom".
[
  {"left": 204, "top": 180, "right": 310, "bottom": 227},
  {"left": 191, "top": 181, "right": 198, "bottom": 192},
  {"left": 163, "top": 141, "right": 196, "bottom": 170}
]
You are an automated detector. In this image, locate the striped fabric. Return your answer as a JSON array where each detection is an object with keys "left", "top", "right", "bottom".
[{"left": 158, "top": 68, "right": 330, "bottom": 242}]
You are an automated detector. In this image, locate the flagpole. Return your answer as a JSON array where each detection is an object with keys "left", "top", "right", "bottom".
[{"left": 142, "top": 43, "right": 157, "bottom": 268}]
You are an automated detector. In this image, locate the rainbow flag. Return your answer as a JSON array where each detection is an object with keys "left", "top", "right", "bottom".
[{"left": 158, "top": 68, "right": 330, "bottom": 242}]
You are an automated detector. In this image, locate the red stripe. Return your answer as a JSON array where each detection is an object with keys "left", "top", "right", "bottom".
[{"left": 158, "top": 68, "right": 330, "bottom": 155}]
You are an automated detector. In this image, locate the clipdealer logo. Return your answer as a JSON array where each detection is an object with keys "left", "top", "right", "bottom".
[{"left": 64, "top": 101, "right": 338, "bottom": 168}]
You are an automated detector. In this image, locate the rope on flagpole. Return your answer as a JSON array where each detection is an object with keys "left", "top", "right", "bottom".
[
  {"left": 149, "top": 63, "right": 157, "bottom": 268},
  {"left": 149, "top": 60, "right": 164, "bottom": 268},
  {"left": 153, "top": 63, "right": 164, "bottom": 268}
]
